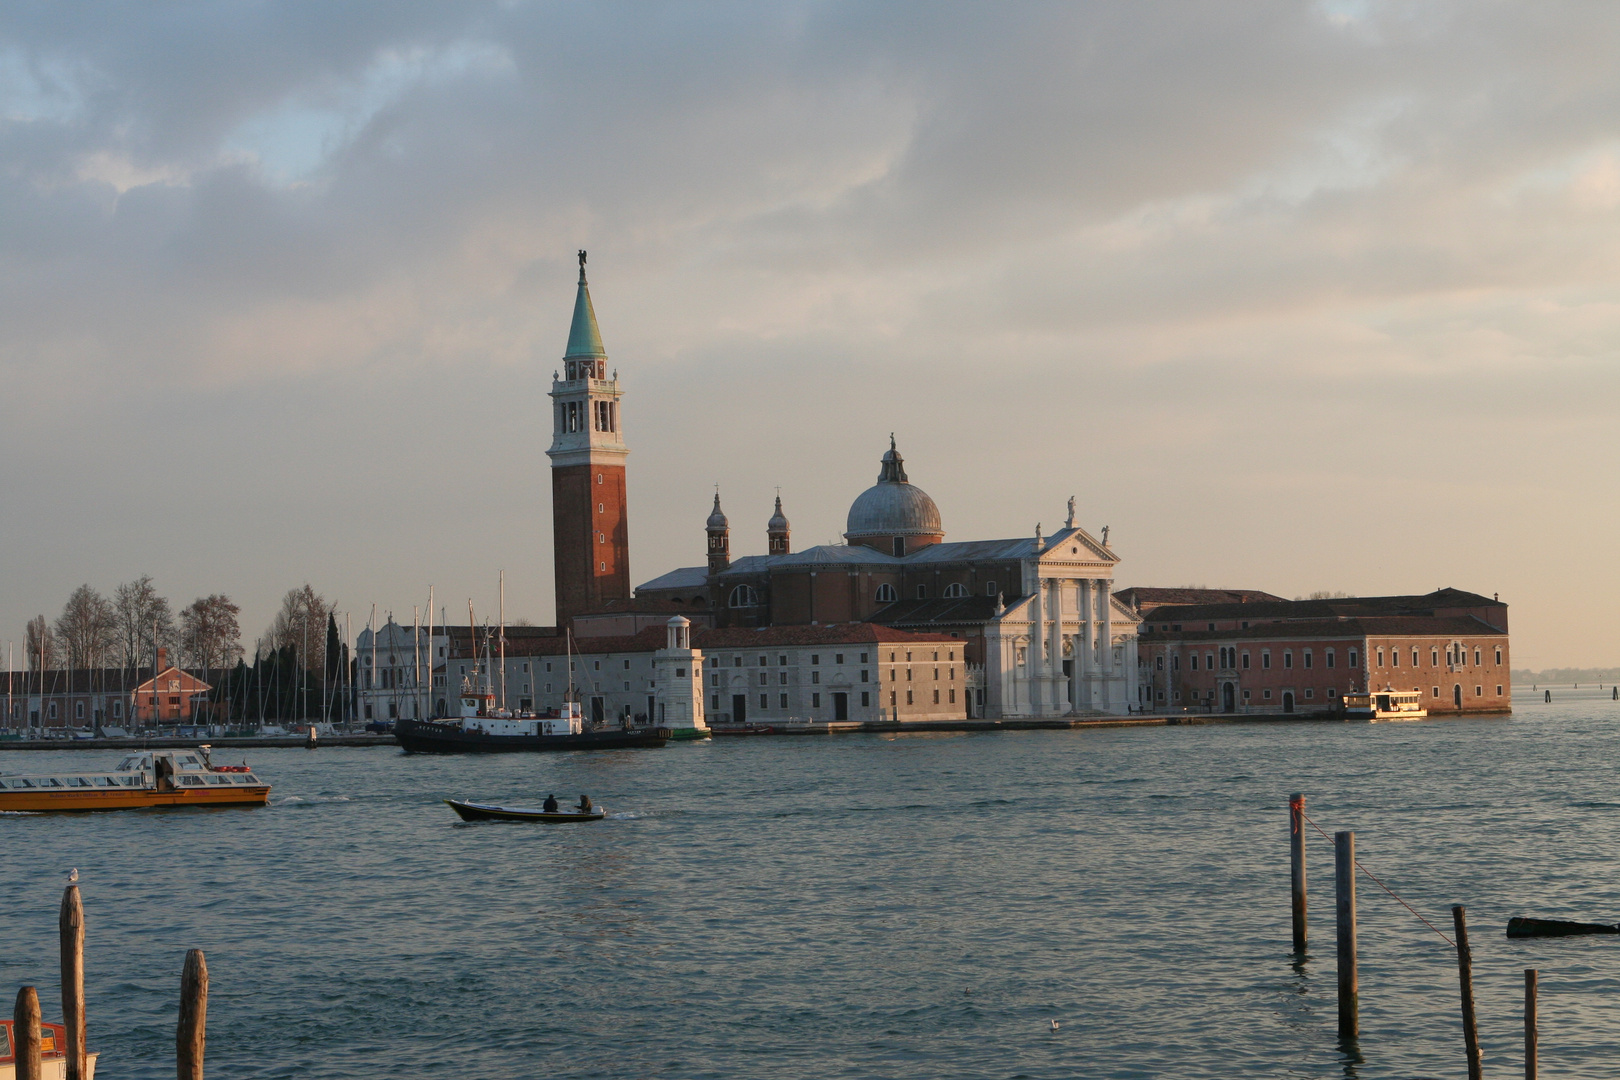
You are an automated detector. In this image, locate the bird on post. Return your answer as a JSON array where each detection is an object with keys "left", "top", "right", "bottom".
[{"left": 66, "top": 868, "right": 78, "bottom": 884}]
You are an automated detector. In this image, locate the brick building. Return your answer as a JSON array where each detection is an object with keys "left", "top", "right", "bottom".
[
  {"left": 1135, "top": 589, "right": 1510, "bottom": 715},
  {"left": 3, "top": 649, "right": 216, "bottom": 730}
]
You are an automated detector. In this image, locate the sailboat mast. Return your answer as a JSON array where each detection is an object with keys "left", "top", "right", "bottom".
[
  {"left": 467, "top": 600, "right": 478, "bottom": 690},
  {"left": 369, "top": 604, "right": 377, "bottom": 725},
  {"left": 426, "top": 585, "right": 434, "bottom": 719},
  {"left": 413, "top": 605, "right": 420, "bottom": 723},
  {"left": 498, "top": 570, "right": 506, "bottom": 711}
]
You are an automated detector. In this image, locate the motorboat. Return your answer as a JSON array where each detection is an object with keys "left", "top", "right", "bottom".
[
  {"left": 0, "top": 1019, "right": 99, "bottom": 1078},
  {"left": 1343, "top": 690, "right": 1429, "bottom": 721},
  {"left": 0, "top": 746, "right": 269, "bottom": 812},
  {"left": 445, "top": 798, "right": 608, "bottom": 823}
]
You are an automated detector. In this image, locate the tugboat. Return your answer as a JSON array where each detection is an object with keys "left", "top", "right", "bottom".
[{"left": 395, "top": 692, "right": 669, "bottom": 754}]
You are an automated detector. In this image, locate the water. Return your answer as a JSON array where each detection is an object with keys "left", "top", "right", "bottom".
[{"left": 4, "top": 699, "right": 1620, "bottom": 1079}]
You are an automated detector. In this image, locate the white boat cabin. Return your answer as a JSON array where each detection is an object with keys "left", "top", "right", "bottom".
[{"left": 455, "top": 688, "right": 583, "bottom": 736}]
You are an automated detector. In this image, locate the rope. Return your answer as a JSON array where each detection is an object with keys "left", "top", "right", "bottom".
[{"left": 1299, "top": 807, "right": 1456, "bottom": 948}]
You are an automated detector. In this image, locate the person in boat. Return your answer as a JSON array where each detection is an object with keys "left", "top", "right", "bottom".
[
  {"left": 577, "top": 794, "right": 592, "bottom": 812},
  {"left": 543, "top": 794, "right": 559, "bottom": 812}
]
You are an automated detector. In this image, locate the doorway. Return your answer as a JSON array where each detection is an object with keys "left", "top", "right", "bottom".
[
  {"left": 833, "top": 692, "right": 849, "bottom": 721},
  {"left": 1222, "top": 682, "right": 1235, "bottom": 713},
  {"left": 732, "top": 694, "right": 747, "bottom": 724},
  {"left": 590, "top": 697, "right": 604, "bottom": 725},
  {"left": 1453, "top": 684, "right": 1462, "bottom": 709},
  {"left": 1282, "top": 691, "right": 1294, "bottom": 713}
]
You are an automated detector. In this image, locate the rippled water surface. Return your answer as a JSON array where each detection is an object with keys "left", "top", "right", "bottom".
[{"left": 6, "top": 698, "right": 1620, "bottom": 1078}]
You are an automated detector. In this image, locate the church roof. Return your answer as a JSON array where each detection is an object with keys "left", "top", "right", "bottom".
[
  {"left": 565, "top": 259, "right": 606, "bottom": 359},
  {"left": 637, "top": 565, "right": 710, "bottom": 592}
]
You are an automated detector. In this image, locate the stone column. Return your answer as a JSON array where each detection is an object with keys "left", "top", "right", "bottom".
[
  {"left": 1077, "top": 578, "right": 1092, "bottom": 709},
  {"left": 1049, "top": 579, "right": 1066, "bottom": 715},
  {"left": 1100, "top": 580, "right": 1113, "bottom": 676},
  {"left": 1028, "top": 580, "right": 1044, "bottom": 714}
]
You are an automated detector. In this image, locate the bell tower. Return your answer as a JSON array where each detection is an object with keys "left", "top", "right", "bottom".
[{"left": 548, "top": 251, "right": 630, "bottom": 627}]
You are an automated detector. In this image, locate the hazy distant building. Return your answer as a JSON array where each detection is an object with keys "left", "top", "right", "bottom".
[{"left": 1135, "top": 588, "right": 1511, "bottom": 715}]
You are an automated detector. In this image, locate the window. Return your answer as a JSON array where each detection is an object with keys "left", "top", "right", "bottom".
[
  {"left": 1412, "top": 648, "right": 1419, "bottom": 667},
  {"left": 1326, "top": 649, "right": 1335, "bottom": 668},
  {"left": 874, "top": 583, "right": 898, "bottom": 604},
  {"left": 811, "top": 654, "right": 820, "bottom": 665},
  {"left": 812, "top": 693, "right": 821, "bottom": 708},
  {"left": 780, "top": 694, "right": 788, "bottom": 708},
  {"left": 1208, "top": 623, "right": 1216, "bottom": 631},
  {"left": 758, "top": 655, "right": 768, "bottom": 666},
  {"left": 760, "top": 694, "right": 768, "bottom": 709},
  {"left": 710, "top": 694, "right": 719, "bottom": 710},
  {"left": 1432, "top": 648, "right": 1439, "bottom": 667},
  {"left": 593, "top": 660, "right": 601, "bottom": 671},
  {"left": 1432, "top": 686, "right": 1440, "bottom": 697},
  {"left": 1494, "top": 648, "right": 1502, "bottom": 665},
  {"left": 758, "top": 673, "right": 767, "bottom": 686},
  {"left": 1262, "top": 651, "right": 1271, "bottom": 669},
  {"left": 779, "top": 672, "right": 788, "bottom": 685},
  {"left": 1242, "top": 651, "right": 1250, "bottom": 669},
  {"left": 985, "top": 581, "right": 997, "bottom": 596},
  {"left": 811, "top": 672, "right": 820, "bottom": 684},
  {"left": 943, "top": 583, "right": 968, "bottom": 598},
  {"left": 836, "top": 654, "right": 844, "bottom": 665},
  {"left": 893, "top": 538, "right": 905, "bottom": 557},
  {"left": 861, "top": 653, "right": 869, "bottom": 663},
  {"left": 622, "top": 660, "right": 629, "bottom": 670},
  {"left": 1156, "top": 656, "right": 1164, "bottom": 670},
  {"left": 933, "top": 668, "right": 939, "bottom": 680},
  {"left": 862, "top": 692, "right": 870, "bottom": 707},
  {"left": 1475, "top": 685, "right": 1483, "bottom": 697},
  {"left": 906, "top": 690, "right": 914, "bottom": 705},
  {"left": 1377, "top": 648, "right": 1384, "bottom": 667},
  {"left": 890, "top": 691, "right": 897, "bottom": 707},
  {"left": 916, "top": 585, "right": 928, "bottom": 599},
  {"left": 1191, "top": 654, "right": 1199, "bottom": 671},
  {"left": 1304, "top": 688, "right": 1314, "bottom": 700},
  {"left": 779, "top": 655, "right": 788, "bottom": 665},
  {"left": 1474, "top": 648, "right": 1482, "bottom": 667},
  {"left": 1496, "top": 685, "right": 1503, "bottom": 696},
  {"left": 728, "top": 584, "right": 760, "bottom": 608},
  {"left": 860, "top": 670, "right": 868, "bottom": 682},
  {"left": 1262, "top": 689, "right": 1272, "bottom": 700},
  {"left": 1284, "top": 651, "right": 1293, "bottom": 669},
  {"left": 933, "top": 689, "right": 940, "bottom": 704},
  {"left": 1349, "top": 649, "right": 1358, "bottom": 668},
  {"left": 546, "top": 662, "right": 553, "bottom": 672},
  {"left": 75, "top": 702, "right": 84, "bottom": 719},
  {"left": 734, "top": 657, "right": 743, "bottom": 667},
  {"left": 905, "top": 669, "right": 912, "bottom": 681},
  {"left": 1303, "top": 651, "right": 1313, "bottom": 669}
]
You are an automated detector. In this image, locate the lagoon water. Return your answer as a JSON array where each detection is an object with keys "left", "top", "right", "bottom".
[{"left": 5, "top": 697, "right": 1620, "bottom": 1079}]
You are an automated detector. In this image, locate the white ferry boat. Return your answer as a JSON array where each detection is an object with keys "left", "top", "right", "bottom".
[
  {"left": 0, "top": 1019, "right": 98, "bottom": 1078},
  {"left": 1344, "top": 690, "right": 1428, "bottom": 721},
  {"left": 0, "top": 746, "right": 269, "bottom": 812}
]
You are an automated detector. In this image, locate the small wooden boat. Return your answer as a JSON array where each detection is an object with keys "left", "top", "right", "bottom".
[
  {"left": 0, "top": 747, "right": 269, "bottom": 813},
  {"left": 445, "top": 798, "right": 607, "bottom": 823},
  {"left": 0, "top": 1019, "right": 99, "bottom": 1078},
  {"left": 1506, "top": 916, "right": 1620, "bottom": 938}
]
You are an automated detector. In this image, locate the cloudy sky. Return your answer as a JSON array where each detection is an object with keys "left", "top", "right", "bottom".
[{"left": 3, "top": 1, "right": 1618, "bottom": 668}]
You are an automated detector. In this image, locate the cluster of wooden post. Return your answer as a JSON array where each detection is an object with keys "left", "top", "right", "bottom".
[
  {"left": 9, "top": 885, "right": 208, "bottom": 1079},
  {"left": 1290, "top": 794, "right": 1541, "bottom": 1078}
]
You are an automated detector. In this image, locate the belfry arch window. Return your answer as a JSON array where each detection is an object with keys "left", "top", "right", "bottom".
[
  {"left": 942, "top": 583, "right": 968, "bottom": 599},
  {"left": 874, "top": 583, "right": 898, "bottom": 604},
  {"left": 728, "top": 585, "right": 760, "bottom": 608}
]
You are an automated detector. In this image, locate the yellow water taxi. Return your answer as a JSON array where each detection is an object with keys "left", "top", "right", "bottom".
[
  {"left": 0, "top": 746, "right": 269, "bottom": 812},
  {"left": 1344, "top": 690, "right": 1428, "bottom": 721}
]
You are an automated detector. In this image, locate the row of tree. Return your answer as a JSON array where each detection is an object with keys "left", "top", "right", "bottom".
[{"left": 20, "top": 578, "right": 337, "bottom": 678}]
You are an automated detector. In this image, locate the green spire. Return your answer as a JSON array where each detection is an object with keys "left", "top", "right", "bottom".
[{"left": 564, "top": 249, "right": 606, "bottom": 359}]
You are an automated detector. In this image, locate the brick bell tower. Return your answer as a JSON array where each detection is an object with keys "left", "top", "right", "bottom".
[{"left": 548, "top": 251, "right": 630, "bottom": 627}]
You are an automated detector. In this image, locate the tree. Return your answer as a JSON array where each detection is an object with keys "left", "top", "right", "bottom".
[
  {"left": 113, "top": 576, "right": 176, "bottom": 668},
  {"left": 55, "top": 585, "right": 118, "bottom": 670},
  {"left": 267, "top": 585, "right": 332, "bottom": 673},
  {"left": 180, "top": 595, "right": 243, "bottom": 670},
  {"left": 25, "top": 615, "right": 55, "bottom": 671}
]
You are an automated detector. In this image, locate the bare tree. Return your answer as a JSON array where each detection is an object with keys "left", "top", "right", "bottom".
[
  {"left": 25, "top": 615, "right": 55, "bottom": 671},
  {"left": 267, "top": 585, "right": 332, "bottom": 671},
  {"left": 180, "top": 595, "right": 243, "bottom": 670},
  {"left": 55, "top": 585, "right": 118, "bottom": 671},
  {"left": 113, "top": 576, "right": 177, "bottom": 667}
]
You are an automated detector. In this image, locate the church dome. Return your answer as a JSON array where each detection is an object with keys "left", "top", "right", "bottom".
[
  {"left": 767, "top": 495, "right": 789, "bottom": 534},
  {"left": 845, "top": 438, "right": 943, "bottom": 541},
  {"left": 706, "top": 492, "right": 728, "bottom": 531}
]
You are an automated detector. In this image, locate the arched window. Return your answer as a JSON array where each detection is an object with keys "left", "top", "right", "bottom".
[
  {"left": 728, "top": 584, "right": 760, "bottom": 608},
  {"left": 943, "top": 583, "right": 968, "bottom": 599},
  {"left": 874, "top": 583, "right": 898, "bottom": 604}
]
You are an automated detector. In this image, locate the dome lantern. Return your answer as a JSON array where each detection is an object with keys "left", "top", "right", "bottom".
[{"left": 844, "top": 436, "right": 944, "bottom": 558}]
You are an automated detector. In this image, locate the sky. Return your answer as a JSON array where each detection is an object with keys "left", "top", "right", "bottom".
[{"left": 2, "top": 1, "right": 1618, "bottom": 669}]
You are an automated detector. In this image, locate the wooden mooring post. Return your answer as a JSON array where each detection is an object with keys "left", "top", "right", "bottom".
[
  {"left": 1524, "top": 969, "right": 1538, "bottom": 1080},
  {"left": 13, "top": 985, "right": 43, "bottom": 1080},
  {"left": 1335, "top": 830, "right": 1358, "bottom": 1039},
  {"left": 1453, "top": 905, "right": 1483, "bottom": 1080},
  {"left": 177, "top": 949, "right": 208, "bottom": 1080},
  {"left": 1290, "top": 793, "right": 1307, "bottom": 952},
  {"left": 59, "top": 885, "right": 87, "bottom": 1080}
]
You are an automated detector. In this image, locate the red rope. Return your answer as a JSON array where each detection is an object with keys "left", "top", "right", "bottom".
[{"left": 1299, "top": 808, "right": 1456, "bottom": 948}]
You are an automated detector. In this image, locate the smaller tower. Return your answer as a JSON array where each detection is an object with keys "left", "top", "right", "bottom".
[
  {"left": 767, "top": 494, "right": 790, "bottom": 556},
  {"left": 653, "top": 615, "right": 707, "bottom": 737},
  {"left": 706, "top": 492, "right": 730, "bottom": 575}
]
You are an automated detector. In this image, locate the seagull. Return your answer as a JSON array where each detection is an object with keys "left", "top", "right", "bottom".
[
  {"left": 66, "top": 868, "right": 78, "bottom": 884},
  {"left": 1049, "top": 1020, "right": 1059, "bottom": 1032}
]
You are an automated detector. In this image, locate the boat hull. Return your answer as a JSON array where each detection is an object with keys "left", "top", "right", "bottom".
[
  {"left": 395, "top": 718, "right": 669, "bottom": 754},
  {"left": 0, "top": 787, "right": 269, "bottom": 813},
  {"left": 445, "top": 799, "right": 607, "bottom": 823}
]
